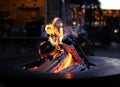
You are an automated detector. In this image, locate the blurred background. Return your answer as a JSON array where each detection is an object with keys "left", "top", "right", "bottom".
[{"left": 0, "top": 0, "right": 120, "bottom": 62}]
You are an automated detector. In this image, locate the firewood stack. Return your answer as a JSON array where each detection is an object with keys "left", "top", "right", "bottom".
[
  {"left": 22, "top": 17, "right": 91, "bottom": 73},
  {"left": 36, "top": 52, "right": 68, "bottom": 72}
]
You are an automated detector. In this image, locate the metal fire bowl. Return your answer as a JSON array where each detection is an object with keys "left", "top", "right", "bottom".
[{"left": 0, "top": 56, "right": 120, "bottom": 86}]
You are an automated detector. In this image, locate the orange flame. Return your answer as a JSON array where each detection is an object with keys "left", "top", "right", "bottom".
[
  {"left": 51, "top": 52, "right": 74, "bottom": 73},
  {"left": 44, "top": 21, "right": 75, "bottom": 73},
  {"left": 38, "top": 17, "right": 82, "bottom": 73}
]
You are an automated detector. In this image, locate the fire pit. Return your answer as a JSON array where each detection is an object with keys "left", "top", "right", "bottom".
[
  {"left": 1, "top": 56, "right": 120, "bottom": 79},
  {"left": 20, "top": 56, "right": 120, "bottom": 78},
  {"left": 10, "top": 18, "right": 117, "bottom": 86},
  {"left": 1, "top": 56, "right": 120, "bottom": 87},
  {"left": 0, "top": 18, "right": 120, "bottom": 87}
]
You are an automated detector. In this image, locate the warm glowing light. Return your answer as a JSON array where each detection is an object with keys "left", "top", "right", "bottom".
[
  {"left": 63, "top": 52, "right": 73, "bottom": 69},
  {"left": 31, "top": 66, "right": 38, "bottom": 71},
  {"left": 22, "top": 66, "right": 26, "bottom": 70},
  {"left": 64, "top": 73, "right": 73, "bottom": 79},
  {"left": 77, "top": 23, "right": 81, "bottom": 27},
  {"left": 114, "top": 29, "right": 118, "bottom": 33},
  {"left": 45, "top": 24, "right": 57, "bottom": 36},
  {"left": 73, "top": 21, "right": 76, "bottom": 26},
  {"left": 59, "top": 27, "right": 63, "bottom": 44},
  {"left": 82, "top": 8, "right": 85, "bottom": 14},
  {"left": 81, "top": 42, "right": 86, "bottom": 47},
  {"left": 52, "top": 52, "right": 73, "bottom": 73}
]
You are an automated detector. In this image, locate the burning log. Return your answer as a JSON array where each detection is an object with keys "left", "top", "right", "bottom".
[
  {"left": 59, "top": 62, "right": 87, "bottom": 73},
  {"left": 63, "top": 43, "right": 84, "bottom": 64},
  {"left": 36, "top": 42, "right": 88, "bottom": 73},
  {"left": 50, "top": 52, "right": 73, "bottom": 73},
  {"left": 36, "top": 52, "right": 67, "bottom": 72},
  {"left": 62, "top": 35, "right": 94, "bottom": 68}
]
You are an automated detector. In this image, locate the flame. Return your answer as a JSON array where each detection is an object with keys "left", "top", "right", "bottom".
[
  {"left": 40, "top": 18, "right": 75, "bottom": 73},
  {"left": 52, "top": 52, "right": 74, "bottom": 73},
  {"left": 45, "top": 22, "right": 76, "bottom": 73},
  {"left": 45, "top": 22, "right": 64, "bottom": 53},
  {"left": 38, "top": 17, "right": 83, "bottom": 73},
  {"left": 64, "top": 52, "right": 73, "bottom": 68}
]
